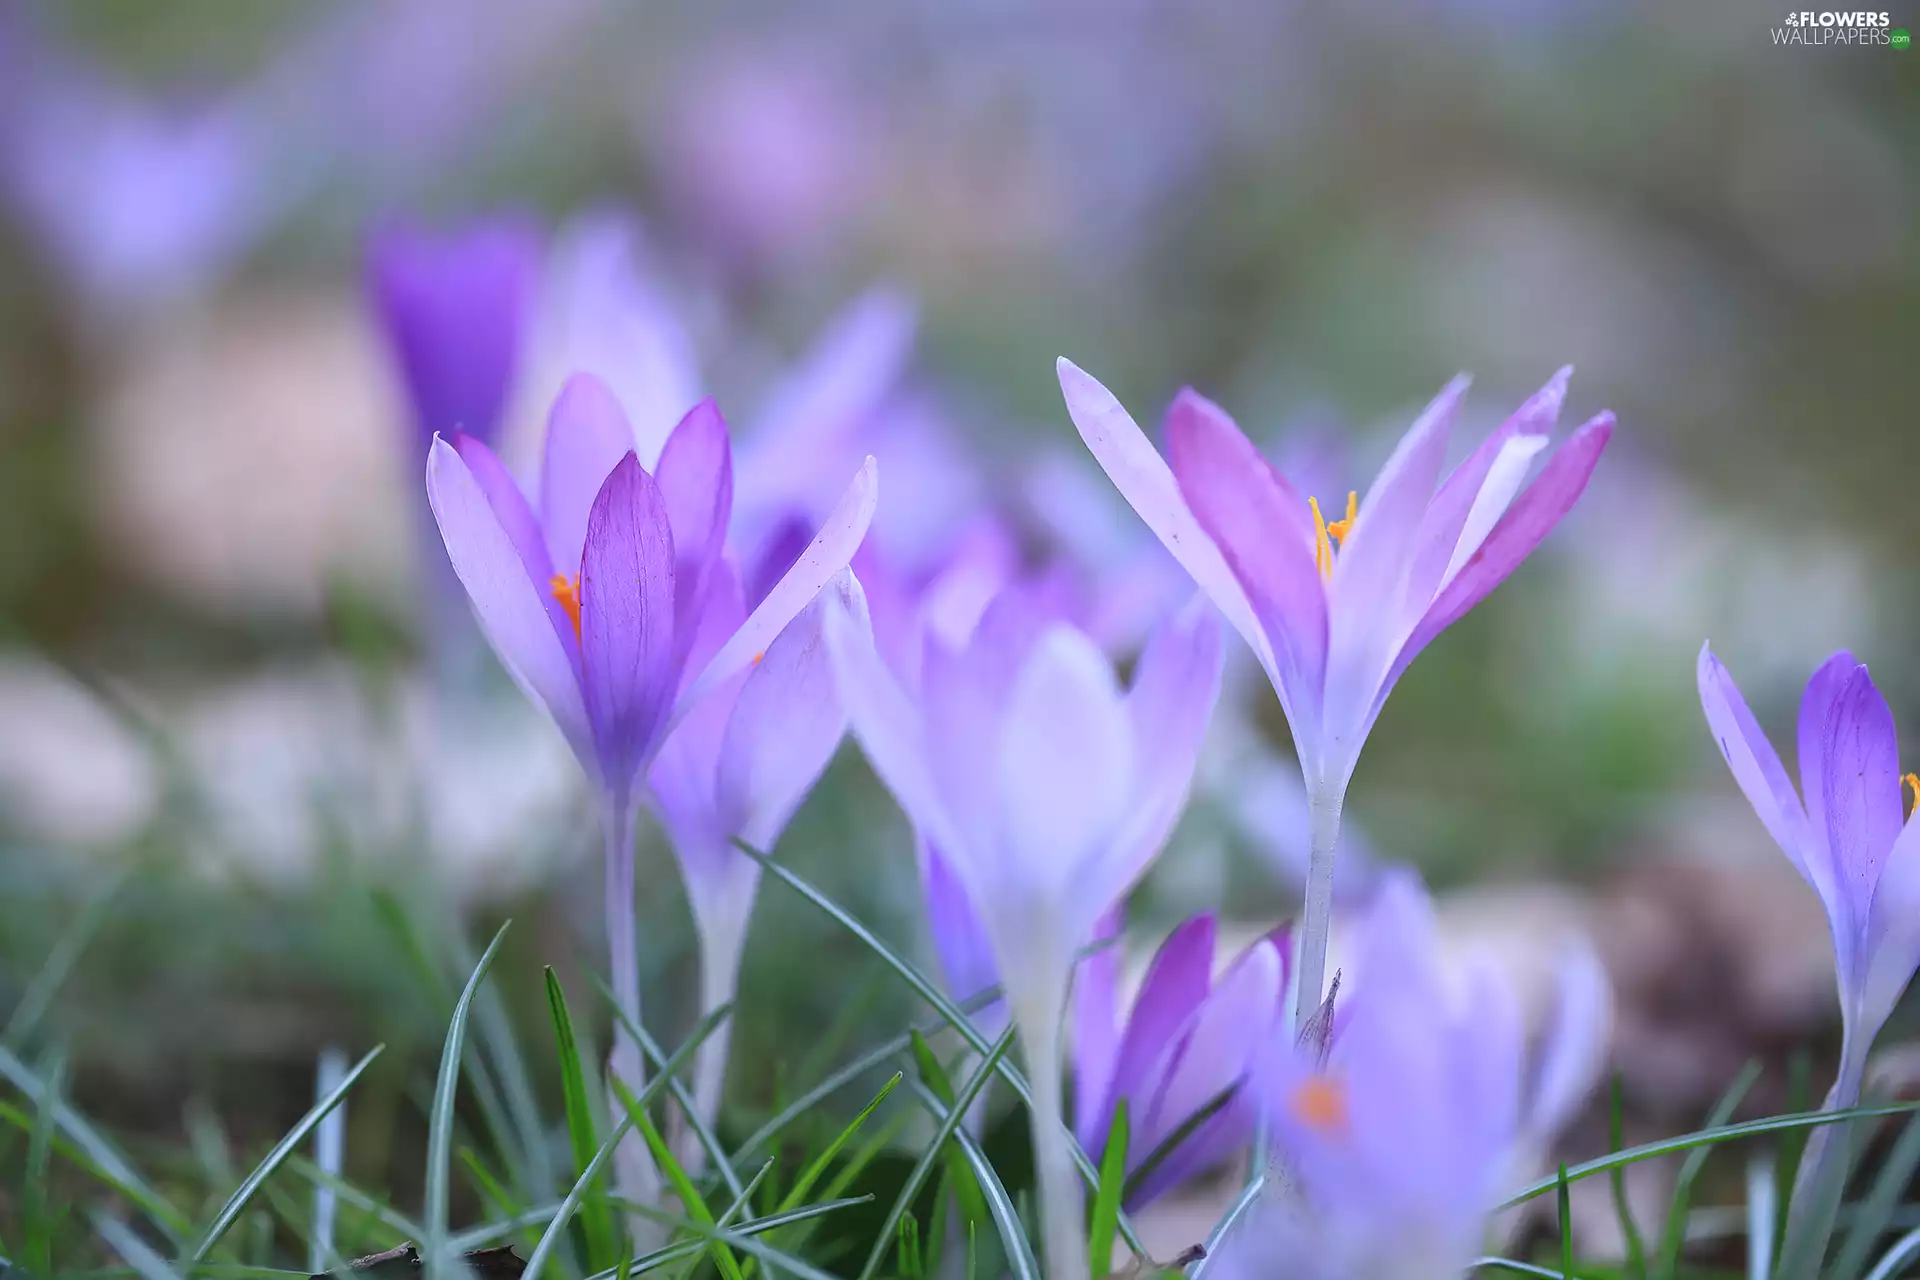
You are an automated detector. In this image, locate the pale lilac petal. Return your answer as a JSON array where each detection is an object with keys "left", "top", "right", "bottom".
[
  {"left": 450, "top": 432, "right": 572, "bottom": 656},
  {"left": 1696, "top": 644, "right": 1822, "bottom": 893},
  {"left": 369, "top": 219, "right": 540, "bottom": 448},
  {"left": 1525, "top": 942, "right": 1611, "bottom": 1141},
  {"left": 919, "top": 836, "right": 1002, "bottom": 1024},
  {"left": 673, "top": 457, "right": 878, "bottom": 725},
  {"left": 579, "top": 454, "right": 677, "bottom": 801},
  {"left": 541, "top": 373, "right": 640, "bottom": 577},
  {"left": 1056, "top": 359, "right": 1275, "bottom": 680},
  {"left": 992, "top": 627, "right": 1132, "bottom": 918},
  {"left": 1403, "top": 369, "right": 1567, "bottom": 610},
  {"left": 1072, "top": 905, "right": 1126, "bottom": 1140},
  {"left": 1861, "top": 818, "right": 1920, "bottom": 1043},
  {"left": 1822, "top": 664, "right": 1903, "bottom": 956},
  {"left": 747, "top": 517, "right": 816, "bottom": 609},
  {"left": 1382, "top": 414, "right": 1613, "bottom": 701},
  {"left": 734, "top": 289, "right": 915, "bottom": 514},
  {"left": 1096, "top": 914, "right": 1218, "bottom": 1152},
  {"left": 1163, "top": 388, "right": 1325, "bottom": 734},
  {"left": 716, "top": 570, "right": 864, "bottom": 849},
  {"left": 654, "top": 398, "right": 736, "bottom": 673},
  {"left": 825, "top": 599, "right": 965, "bottom": 858},
  {"left": 426, "top": 436, "right": 591, "bottom": 759},
  {"left": 1799, "top": 651, "right": 1860, "bottom": 857}
]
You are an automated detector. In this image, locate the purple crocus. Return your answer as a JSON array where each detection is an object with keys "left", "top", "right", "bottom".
[
  {"left": 1698, "top": 646, "right": 1920, "bottom": 1269},
  {"left": 1072, "top": 913, "right": 1288, "bottom": 1209},
  {"left": 647, "top": 553, "right": 867, "bottom": 1159},
  {"left": 1057, "top": 359, "right": 1613, "bottom": 1026},
  {"left": 827, "top": 591, "right": 1221, "bottom": 1280},
  {"left": 1217, "top": 876, "right": 1528, "bottom": 1280},
  {"left": 427, "top": 373, "right": 876, "bottom": 1234},
  {"left": 369, "top": 220, "right": 542, "bottom": 452}
]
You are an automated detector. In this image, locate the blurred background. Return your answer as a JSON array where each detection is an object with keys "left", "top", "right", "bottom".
[{"left": 1, "top": 0, "right": 1917, "bottom": 1255}]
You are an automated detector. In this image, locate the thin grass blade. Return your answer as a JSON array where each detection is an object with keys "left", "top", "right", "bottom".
[
  {"left": 547, "top": 968, "right": 617, "bottom": 1272},
  {"left": 1089, "top": 1098, "right": 1129, "bottom": 1280},
  {"left": 423, "top": 921, "right": 511, "bottom": 1270},
  {"left": 1657, "top": 1058, "right": 1760, "bottom": 1275}
]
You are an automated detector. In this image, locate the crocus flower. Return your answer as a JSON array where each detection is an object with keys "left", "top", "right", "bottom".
[
  {"left": 828, "top": 591, "right": 1221, "bottom": 1280},
  {"left": 1072, "top": 913, "right": 1289, "bottom": 1209},
  {"left": 427, "top": 372, "right": 876, "bottom": 1235},
  {"left": 1217, "top": 876, "right": 1528, "bottom": 1280},
  {"left": 647, "top": 554, "right": 868, "bottom": 1157},
  {"left": 369, "top": 220, "right": 542, "bottom": 452},
  {"left": 1698, "top": 646, "right": 1920, "bottom": 1269},
  {"left": 1057, "top": 358, "right": 1613, "bottom": 1024}
]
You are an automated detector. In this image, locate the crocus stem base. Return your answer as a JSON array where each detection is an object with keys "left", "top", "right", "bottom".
[
  {"left": 1777, "top": 1042, "right": 1865, "bottom": 1280},
  {"left": 604, "top": 800, "right": 666, "bottom": 1249},
  {"left": 1025, "top": 1009, "right": 1089, "bottom": 1280},
  {"left": 1291, "top": 780, "right": 1346, "bottom": 1034}
]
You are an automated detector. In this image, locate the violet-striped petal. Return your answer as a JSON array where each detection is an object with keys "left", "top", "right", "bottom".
[
  {"left": 716, "top": 570, "right": 863, "bottom": 849},
  {"left": 1056, "top": 358, "right": 1276, "bottom": 679},
  {"left": 1861, "top": 819, "right": 1920, "bottom": 1040},
  {"left": 369, "top": 220, "right": 540, "bottom": 447},
  {"left": 542, "top": 373, "right": 639, "bottom": 577},
  {"left": 655, "top": 398, "right": 736, "bottom": 671},
  {"left": 1799, "top": 651, "right": 1859, "bottom": 850},
  {"left": 579, "top": 454, "right": 677, "bottom": 800},
  {"left": 1093, "top": 914, "right": 1218, "bottom": 1152},
  {"left": 1072, "top": 905, "right": 1126, "bottom": 1139},
  {"left": 426, "top": 436, "right": 591, "bottom": 759},
  {"left": 675, "top": 457, "right": 878, "bottom": 723},
  {"left": 1821, "top": 664, "right": 1903, "bottom": 949},
  {"left": 1164, "top": 388, "right": 1325, "bottom": 732}
]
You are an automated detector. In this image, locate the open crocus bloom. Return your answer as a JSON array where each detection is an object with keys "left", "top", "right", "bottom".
[
  {"left": 1057, "top": 360, "right": 1612, "bottom": 796},
  {"left": 369, "top": 219, "right": 542, "bottom": 451},
  {"left": 1698, "top": 646, "right": 1920, "bottom": 1092},
  {"left": 1220, "top": 877, "right": 1528, "bottom": 1280},
  {"left": 828, "top": 588, "right": 1221, "bottom": 1280},
  {"left": 1073, "top": 913, "right": 1288, "bottom": 1209}
]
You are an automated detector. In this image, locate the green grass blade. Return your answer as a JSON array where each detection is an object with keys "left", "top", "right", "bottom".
[
  {"left": 586, "top": 1197, "right": 873, "bottom": 1279},
  {"left": 0, "top": 1045, "right": 188, "bottom": 1243},
  {"left": 547, "top": 968, "right": 617, "bottom": 1272},
  {"left": 1864, "top": 1226, "right": 1920, "bottom": 1280},
  {"left": 1833, "top": 1107, "right": 1920, "bottom": 1280},
  {"left": 1505, "top": 1097, "right": 1920, "bottom": 1208},
  {"left": 1191, "top": 1171, "right": 1263, "bottom": 1280},
  {"left": 614, "top": 1080, "right": 745, "bottom": 1280},
  {"left": 1657, "top": 1059, "right": 1760, "bottom": 1274},
  {"left": 1122, "top": 1084, "right": 1234, "bottom": 1206},
  {"left": 610, "top": 1202, "right": 855, "bottom": 1280},
  {"left": 775, "top": 1072, "right": 901, "bottom": 1216},
  {"left": 1746, "top": 1152, "right": 1774, "bottom": 1280},
  {"left": 925, "top": 1083, "right": 1039, "bottom": 1280},
  {"left": 451, "top": 1202, "right": 566, "bottom": 1252},
  {"left": 189, "top": 1046, "right": 380, "bottom": 1263},
  {"left": 423, "top": 920, "right": 511, "bottom": 1269},
  {"left": 1470, "top": 1260, "right": 1573, "bottom": 1278},
  {"left": 524, "top": 1116, "right": 636, "bottom": 1280},
  {"left": 93, "top": 1213, "right": 184, "bottom": 1280},
  {"left": 24, "top": 1048, "right": 64, "bottom": 1276},
  {"left": 4, "top": 868, "right": 126, "bottom": 1049},
  {"left": 1557, "top": 1163, "right": 1574, "bottom": 1276},
  {"left": 744, "top": 842, "right": 1150, "bottom": 1259},
  {"left": 284, "top": 1154, "right": 422, "bottom": 1241},
  {"left": 859, "top": 1023, "right": 1016, "bottom": 1280},
  {"left": 452, "top": 924, "right": 554, "bottom": 1198},
  {"left": 1607, "top": 1077, "right": 1646, "bottom": 1278},
  {"left": 1089, "top": 1098, "right": 1129, "bottom": 1280}
]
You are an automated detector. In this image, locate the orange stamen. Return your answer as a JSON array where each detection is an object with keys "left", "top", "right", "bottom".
[
  {"left": 1905, "top": 772, "right": 1920, "bottom": 821},
  {"left": 550, "top": 573, "right": 583, "bottom": 641},
  {"left": 752, "top": 651, "right": 766, "bottom": 666},
  {"left": 1287, "top": 1074, "right": 1348, "bottom": 1133},
  {"left": 1308, "top": 490, "right": 1359, "bottom": 581}
]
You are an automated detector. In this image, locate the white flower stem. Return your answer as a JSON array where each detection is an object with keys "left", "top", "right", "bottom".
[
  {"left": 1290, "top": 780, "right": 1346, "bottom": 1034},
  {"left": 1026, "top": 1010, "right": 1088, "bottom": 1280},
  {"left": 1778, "top": 1029, "right": 1866, "bottom": 1279},
  {"left": 603, "top": 799, "right": 665, "bottom": 1249},
  {"left": 677, "top": 923, "right": 744, "bottom": 1174}
]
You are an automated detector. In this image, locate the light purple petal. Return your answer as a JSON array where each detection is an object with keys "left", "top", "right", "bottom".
[
  {"left": 1056, "top": 359, "right": 1276, "bottom": 680},
  {"left": 542, "top": 373, "right": 639, "bottom": 577},
  {"left": 1094, "top": 914, "right": 1217, "bottom": 1153},
  {"left": 716, "top": 570, "right": 863, "bottom": 849},
  {"left": 1072, "top": 904, "right": 1126, "bottom": 1141},
  {"left": 919, "top": 836, "right": 1003, "bottom": 1027},
  {"left": 673, "top": 457, "right": 877, "bottom": 724},
  {"left": 450, "top": 432, "right": 573, "bottom": 658},
  {"left": 1381, "top": 414, "right": 1613, "bottom": 703},
  {"left": 426, "top": 436, "right": 591, "bottom": 760},
  {"left": 1696, "top": 645, "right": 1822, "bottom": 894},
  {"left": 1403, "top": 369, "right": 1567, "bottom": 612},
  {"left": 1822, "top": 664, "right": 1903, "bottom": 961},
  {"left": 369, "top": 219, "right": 540, "bottom": 448},
  {"left": 1525, "top": 941, "right": 1611, "bottom": 1141},
  {"left": 1861, "top": 817, "right": 1920, "bottom": 1044},
  {"left": 1164, "top": 388, "right": 1326, "bottom": 737},
  {"left": 747, "top": 517, "right": 817, "bottom": 610},
  {"left": 1799, "top": 651, "right": 1860, "bottom": 860},
  {"left": 579, "top": 453, "right": 678, "bottom": 802},
  {"left": 654, "top": 398, "right": 736, "bottom": 674}
]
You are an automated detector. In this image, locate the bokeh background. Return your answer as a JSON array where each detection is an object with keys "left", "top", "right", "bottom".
[{"left": 2, "top": 0, "right": 1917, "bottom": 1253}]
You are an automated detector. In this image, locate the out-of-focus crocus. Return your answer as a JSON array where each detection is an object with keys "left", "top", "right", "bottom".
[
  {"left": 427, "top": 373, "right": 876, "bottom": 1237},
  {"left": 648, "top": 555, "right": 867, "bottom": 1160},
  {"left": 1057, "top": 359, "right": 1613, "bottom": 1028},
  {"left": 369, "top": 220, "right": 542, "bottom": 452},
  {"left": 1698, "top": 645, "right": 1920, "bottom": 1271},
  {"left": 1072, "top": 913, "right": 1288, "bottom": 1209},
  {"left": 1217, "top": 876, "right": 1528, "bottom": 1280},
  {"left": 828, "top": 592, "right": 1221, "bottom": 1280}
]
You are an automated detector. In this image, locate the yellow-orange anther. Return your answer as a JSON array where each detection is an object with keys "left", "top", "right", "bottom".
[
  {"left": 550, "top": 573, "right": 583, "bottom": 640},
  {"left": 1309, "top": 491, "right": 1359, "bottom": 580},
  {"left": 752, "top": 651, "right": 766, "bottom": 666},
  {"left": 1287, "top": 1074, "right": 1349, "bottom": 1133},
  {"left": 1905, "top": 772, "right": 1920, "bottom": 821}
]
